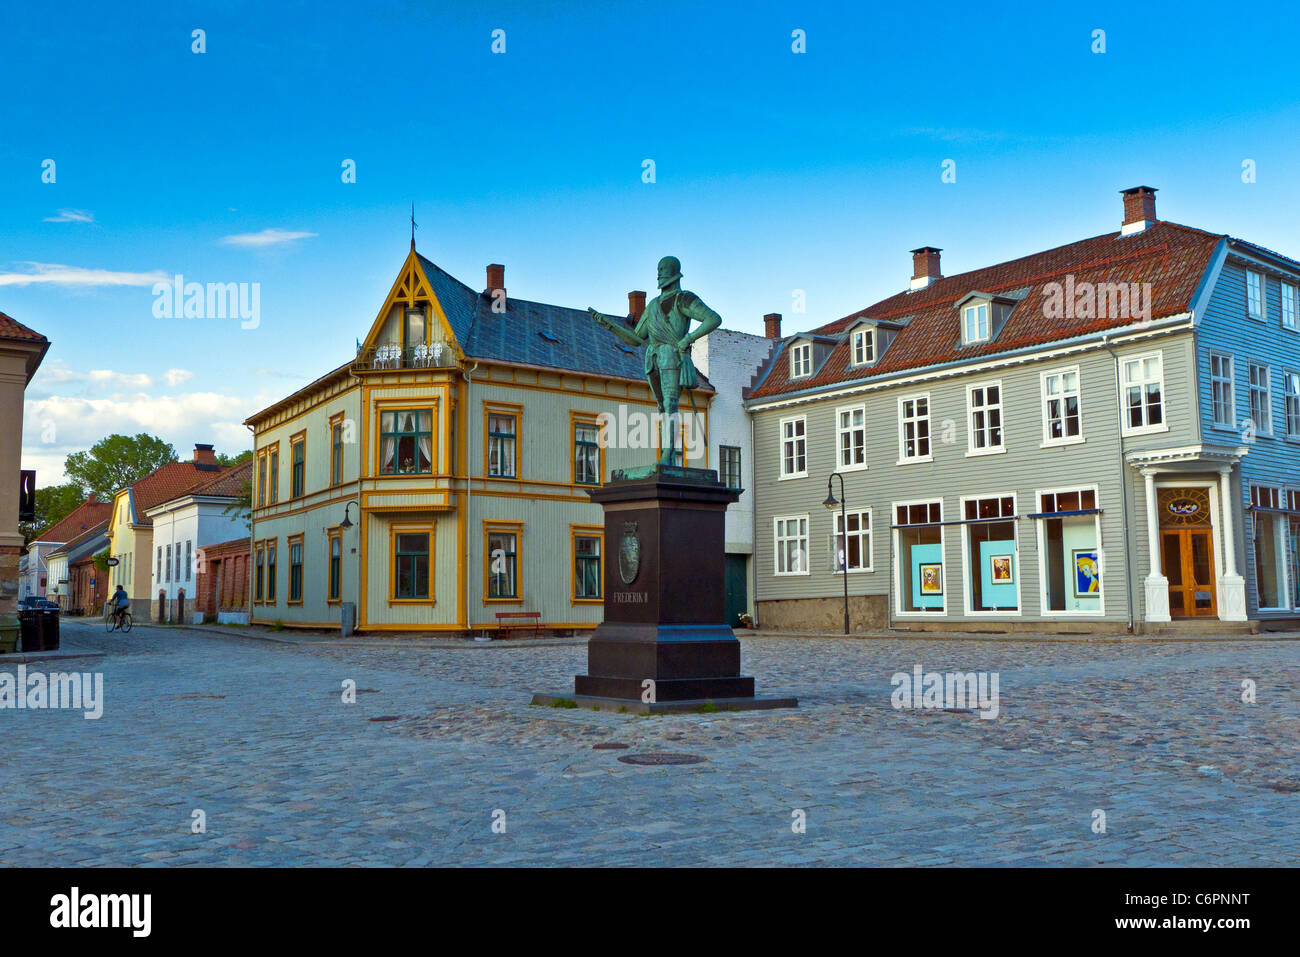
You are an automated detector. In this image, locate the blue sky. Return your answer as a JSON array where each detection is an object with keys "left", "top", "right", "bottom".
[{"left": 5, "top": 0, "right": 1300, "bottom": 483}]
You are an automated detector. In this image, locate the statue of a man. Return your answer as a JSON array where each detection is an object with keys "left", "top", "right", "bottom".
[{"left": 588, "top": 256, "right": 722, "bottom": 465}]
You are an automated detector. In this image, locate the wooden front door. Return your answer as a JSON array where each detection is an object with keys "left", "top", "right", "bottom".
[{"left": 1161, "top": 528, "right": 1217, "bottom": 617}]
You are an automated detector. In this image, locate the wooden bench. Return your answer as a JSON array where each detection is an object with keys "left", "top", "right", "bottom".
[{"left": 494, "top": 611, "right": 541, "bottom": 640}]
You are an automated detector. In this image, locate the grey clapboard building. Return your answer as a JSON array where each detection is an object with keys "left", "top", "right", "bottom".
[{"left": 746, "top": 186, "right": 1300, "bottom": 633}]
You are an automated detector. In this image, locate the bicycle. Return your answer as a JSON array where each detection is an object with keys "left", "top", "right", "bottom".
[{"left": 105, "top": 609, "right": 133, "bottom": 633}]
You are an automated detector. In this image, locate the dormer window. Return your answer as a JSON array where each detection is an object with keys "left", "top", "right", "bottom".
[
  {"left": 962, "top": 302, "right": 990, "bottom": 344},
  {"left": 851, "top": 328, "right": 875, "bottom": 366},
  {"left": 790, "top": 342, "right": 812, "bottom": 378}
]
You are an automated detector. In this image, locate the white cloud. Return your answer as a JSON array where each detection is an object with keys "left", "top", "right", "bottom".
[
  {"left": 219, "top": 228, "right": 317, "bottom": 248},
  {"left": 164, "top": 368, "right": 194, "bottom": 386},
  {"left": 29, "top": 361, "right": 153, "bottom": 391},
  {"left": 0, "top": 262, "right": 168, "bottom": 288},
  {"left": 42, "top": 209, "right": 95, "bottom": 223}
]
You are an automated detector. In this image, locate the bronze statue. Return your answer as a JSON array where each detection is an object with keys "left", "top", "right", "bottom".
[{"left": 588, "top": 256, "right": 721, "bottom": 465}]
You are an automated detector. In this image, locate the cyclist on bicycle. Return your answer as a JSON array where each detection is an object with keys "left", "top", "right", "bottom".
[{"left": 109, "top": 585, "right": 130, "bottom": 626}]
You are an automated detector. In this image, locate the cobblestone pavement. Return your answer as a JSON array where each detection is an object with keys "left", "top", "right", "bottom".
[{"left": 1, "top": 620, "right": 1296, "bottom": 866}]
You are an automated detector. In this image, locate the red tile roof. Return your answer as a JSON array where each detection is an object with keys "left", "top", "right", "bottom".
[
  {"left": 747, "top": 221, "right": 1222, "bottom": 400},
  {"left": 48, "top": 518, "right": 109, "bottom": 557},
  {"left": 186, "top": 460, "right": 252, "bottom": 498},
  {"left": 37, "top": 499, "right": 112, "bottom": 544},
  {"left": 127, "top": 460, "right": 231, "bottom": 524},
  {"left": 0, "top": 311, "right": 47, "bottom": 342}
]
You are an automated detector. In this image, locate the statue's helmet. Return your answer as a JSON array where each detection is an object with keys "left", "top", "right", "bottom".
[{"left": 656, "top": 256, "right": 682, "bottom": 289}]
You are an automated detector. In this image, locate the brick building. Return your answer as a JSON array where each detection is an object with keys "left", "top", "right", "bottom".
[{"left": 195, "top": 536, "right": 251, "bottom": 623}]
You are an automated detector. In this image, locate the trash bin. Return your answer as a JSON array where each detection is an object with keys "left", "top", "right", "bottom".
[
  {"left": 0, "top": 616, "right": 17, "bottom": 654},
  {"left": 36, "top": 608, "right": 60, "bottom": 651},
  {"left": 18, "top": 609, "right": 39, "bottom": 652}
]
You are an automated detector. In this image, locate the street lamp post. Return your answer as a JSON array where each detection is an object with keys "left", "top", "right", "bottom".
[
  {"left": 339, "top": 500, "right": 360, "bottom": 636},
  {"left": 823, "top": 473, "right": 850, "bottom": 635}
]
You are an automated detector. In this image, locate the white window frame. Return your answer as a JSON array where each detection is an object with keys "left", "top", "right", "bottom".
[
  {"left": 1208, "top": 352, "right": 1235, "bottom": 430},
  {"left": 773, "top": 514, "right": 810, "bottom": 576},
  {"left": 1032, "top": 484, "right": 1105, "bottom": 618},
  {"left": 850, "top": 327, "right": 875, "bottom": 367},
  {"left": 1248, "top": 361, "right": 1273, "bottom": 436},
  {"left": 1119, "top": 350, "right": 1168, "bottom": 437},
  {"left": 962, "top": 302, "right": 990, "bottom": 345},
  {"left": 790, "top": 342, "right": 812, "bottom": 378},
  {"left": 958, "top": 493, "right": 1022, "bottom": 617},
  {"left": 897, "top": 393, "right": 933, "bottom": 465},
  {"left": 1284, "top": 370, "right": 1300, "bottom": 438},
  {"left": 1040, "top": 366, "right": 1084, "bottom": 447},
  {"left": 1248, "top": 485, "right": 1289, "bottom": 611},
  {"left": 966, "top": 380, "right": 1005, "bottom": 456},
  {"left": 1246, "top": 270, "right": 1265, "bottom": 321},
  {"left": 1281, "top": 281, "right": 1298, "bottom": 331},
  {"left": 891, "top": 497, "right": 945, "bottom": 617},
  {"left": 835, "top": 403, "right": 868, "bottom": 472},
  {"left": 831, "top": 508, "right": 873, "bottom": 574},
  {"left": 779, "top": 415, "right": 807, "bottom": 479}
]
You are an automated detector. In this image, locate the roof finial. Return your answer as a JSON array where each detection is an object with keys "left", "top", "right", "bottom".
[{"left": 410, "top": 203, "right": 417, "bottom": 251}]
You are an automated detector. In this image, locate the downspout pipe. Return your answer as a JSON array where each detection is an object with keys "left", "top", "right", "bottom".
[
  {"left": 1101, "top": 335, "right": 1136, "bottom": 633},
  {"left": 464, "top": 361, "right": 480, "bottom": 638}
]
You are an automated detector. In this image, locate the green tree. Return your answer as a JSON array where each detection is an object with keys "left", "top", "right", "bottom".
[
  {"left": 223, "top": 480, "right": 252, "bottom": 524},
  {"left": 64, "top": 433, "right": 177, "bottom": 499},
  {"left": 216, "top": 449, "right": 254, "bottom": 467},
  {"left": 20, "top": 482, "right": 85, "bottom": 544}
]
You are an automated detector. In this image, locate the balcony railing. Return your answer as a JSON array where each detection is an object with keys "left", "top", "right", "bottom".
[{"left": 354, "top": 343, "right": 457, "bottom": 371}]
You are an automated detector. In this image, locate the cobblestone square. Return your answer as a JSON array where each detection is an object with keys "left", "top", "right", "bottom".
[{"left": 1, "top": 620, "right": 1295, "bottom": 866}]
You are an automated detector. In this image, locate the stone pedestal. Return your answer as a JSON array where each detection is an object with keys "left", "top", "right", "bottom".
[{"left": 533, "top": 466, "right": 795, "bottom": 713}]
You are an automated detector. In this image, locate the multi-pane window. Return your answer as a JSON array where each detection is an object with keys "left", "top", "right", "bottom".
[
  {"left": 1246, "top": 270, "right": 1264, "bottom": 320},
  {"left": 1121, "top": 353, "right": 1164, "bottom": 432},
  {"left": 832, "top": 510, "right": 872, "bottom": 572},
  {"left": 962, "top": 302, "right": 989, "bottom": 343},
  {"left": 393, "top": 533, "right": 429, "bottom": 600},
  {"left": 288, "top": 541, "right": 303, "bottom": 602},
  {"left": 265, "top": 543, "right": 277, "bottom": 602},
  {"left": 268, "top": 449, "right": 279, "bottom": 504},
  {"left": 1284, "top": 372, "right": 1300, "bottom": 437},
  {"left": 1043, "top": 368, "right": 1082, "bottom": 443},
  {"left": 257, "top": 454, "right": 267, "bottom": 507},
  {"left": 837, "top": 405, "right": 867, "bottom": 469},
  {"left": 1038, "top": 488, "right": 1102, "bottom": 612},
  {"left": 156, "top": 546, "right": 162, "bottom": 583},
  {"left": 328, "top": 533, "right": 342, "bottom": 602},
  {"left": 895, "top": 501, "right": 943, "bottom": 614},
  {"left": 165, "top": 544, "right": 172, "bottom": 582},
  {"left": 380, "top": 410, "right": 433, "bottom": 474},
  {"left": 790, "top": 343, "right": 812, "bottom": 378},
  {"left": 330, "top": 421, "right": 344, "bottom": 486},
  {"left": 573, "top": 533, "right": 602, "bottom": 600},
  {"left": 488, "top": 413, "right": 517, "bottom": 478},
  {"left": 780, "top": 417, "right": 807, "bottom": 477},
  {"left": 1282, "top": 282, "right": 1298, "bottom": 331},
  {"left": 573, "top": 420, "right": 601, "bottom": 485},
  {"left": 899, "top": 395, "right": 931, "bottom": 461},
  {"left": 774, "top": 515, "right": 809, "bottom": 575},
  {"left": 1251, "top": 486, "right": 1285, "bottom": 608},
  {"left": 1248, "top": 362, "right": 1272, "bottom": 434},
  {"left": 185, "top": 541, "right": 192, "bottom": 582},
  {"left": 963, "top": 496, "right": 1019, "bottom": 613},
  {"left": 968, "top": 383, "right": 1003, "bottom": 452},
  {"left": 719, "top": 445, "right": 742, "bottom": 490},
  {"left": 1209, "top": 353, "right": 1235, "bottom": 428},
  {"left": 254, "top": 545, "right": 265, "bottom": 602},
  {"left": 290, "top": 437, "right": 306, "bottom": 498},
  {"left": 851, "top": 328, "right": 875, "bottom": 366},
  {"left": 487, "top": 529, "right": 518, "bottom": 599}
]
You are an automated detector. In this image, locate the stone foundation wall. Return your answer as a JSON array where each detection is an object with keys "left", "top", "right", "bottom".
[{"left": 758, "top": 595, "right": 888, "bottom": 633}]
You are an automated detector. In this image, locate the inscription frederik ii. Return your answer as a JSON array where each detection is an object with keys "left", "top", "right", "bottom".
[{"left": 611, "top": 591, "right": 649, "bottom": 604}]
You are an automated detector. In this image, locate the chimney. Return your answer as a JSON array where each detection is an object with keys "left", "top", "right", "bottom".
[
  {"left": 1121, "top": 186, "right": 1158, "bottom": 235},
  {"left": 628, "top": 290, "right": 646, "bottom": 318},
  {"left": 910, "top": 247, "right": 942, "bottom": 290},
  {"left": 485, "top": 264, "right": 506, "bottom": 300},
  {"left": 764, "top": 313, "right": 783, "bottom": 339},
  {"left": 193, "top": 443, "right": 217, "bottom": 468},
  {"left": 87, "top": 492, "right": 98, "bottom": 504}
]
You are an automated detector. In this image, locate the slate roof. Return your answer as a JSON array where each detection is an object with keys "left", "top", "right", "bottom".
[
  {"left": 35, "top": 498, "right": 112, "bottom": 544},
  {"left": 416, "top": 253, "right": 702, "bottom": 386},
  {"left": 747, "top": 220, "right": 1223, "bottom": 401}
]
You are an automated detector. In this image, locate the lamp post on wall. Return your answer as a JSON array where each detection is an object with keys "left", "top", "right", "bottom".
[
  {"left": 823, "top": 472, "right": 850, "bottom": 635},
  {"left": 339, "top": 500, "right": 360, "bottom": 636}
]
